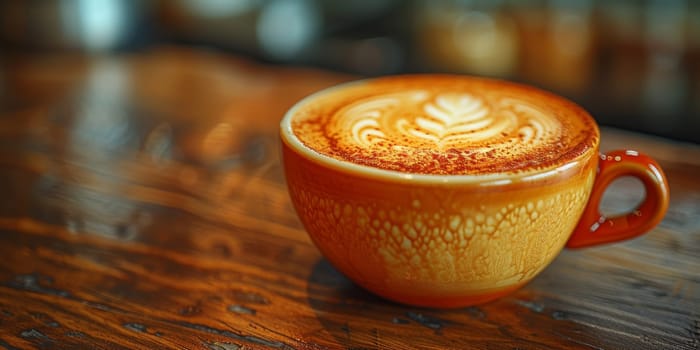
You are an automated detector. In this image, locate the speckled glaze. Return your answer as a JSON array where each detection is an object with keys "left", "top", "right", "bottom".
[
  {"left": 281, "top": 76, "right": 670, "bottom": 308},
  {"left": 281, "top": 140, "right": 597, "bottom": 307}
]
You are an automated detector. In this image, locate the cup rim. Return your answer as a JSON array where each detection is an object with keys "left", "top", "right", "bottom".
[{"left": 280, "top": 74, "right": 600, "bottom": 186}]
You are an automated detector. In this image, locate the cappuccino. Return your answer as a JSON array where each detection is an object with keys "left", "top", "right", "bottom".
[
  {"left": 286, "top": 75, "right": 597, "bottom": 175},
  {"left": 281, "top": 75, "right": 669, "bottom": 307}
]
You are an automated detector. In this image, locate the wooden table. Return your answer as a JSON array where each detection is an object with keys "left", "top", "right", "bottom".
[{"left": 1, "top": 48, "right": 698, "bottom": 350}]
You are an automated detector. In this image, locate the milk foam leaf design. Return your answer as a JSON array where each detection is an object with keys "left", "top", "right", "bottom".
[{"left": 396, "top": 93, "right": 510, "bottom": 149}]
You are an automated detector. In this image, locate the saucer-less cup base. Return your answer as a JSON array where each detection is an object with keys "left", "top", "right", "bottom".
[{"left": 379, "top": 283, "right": 525, "bottom": 308}]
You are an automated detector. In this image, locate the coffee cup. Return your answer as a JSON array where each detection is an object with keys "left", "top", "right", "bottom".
[{"left": 280, "top": 75, "right": 669, "bottom": 308}]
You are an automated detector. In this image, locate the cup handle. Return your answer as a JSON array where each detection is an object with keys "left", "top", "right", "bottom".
[{"left": 566, "top": 150, "right": 670, "bottom": 248}]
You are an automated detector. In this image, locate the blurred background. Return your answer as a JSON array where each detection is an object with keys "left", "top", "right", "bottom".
[{"left": 1, "top": 0, "right": 699, "bottom": 143}]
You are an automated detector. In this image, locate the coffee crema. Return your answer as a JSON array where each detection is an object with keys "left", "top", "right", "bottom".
[{"left": 286, "top": 75, "right": 598, "bottom": 176}]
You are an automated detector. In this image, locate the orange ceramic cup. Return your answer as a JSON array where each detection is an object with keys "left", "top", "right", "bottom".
[{"left": 280, "top": 79, "right": 670, "bottom": 308}]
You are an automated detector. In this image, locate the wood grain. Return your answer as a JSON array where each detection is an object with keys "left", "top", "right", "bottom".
[{"left": 0, "top": 48, "right": 698, "bottom": 349}]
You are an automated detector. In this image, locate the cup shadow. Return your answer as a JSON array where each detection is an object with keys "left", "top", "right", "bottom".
[
  {"left": 305, "top": 258, "right": 471, "bottom": 348},
  {"left": 305, "top": 255, "right": 626, "bottom": 349}
]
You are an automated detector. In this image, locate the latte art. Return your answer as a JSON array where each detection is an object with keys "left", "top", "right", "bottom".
[
  {"left": 337, "top": 91, "right": 561, "bottom": 154},
  {"left": 408, "top": 93, "right": 493, "bottom": 147},
  {"left": 286, "top": 75, "right": 597, "bottom": 175}
]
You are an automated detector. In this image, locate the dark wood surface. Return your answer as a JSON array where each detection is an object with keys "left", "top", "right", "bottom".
[{"left": 0, "top": 48, "right": 698, "bottom": 350}]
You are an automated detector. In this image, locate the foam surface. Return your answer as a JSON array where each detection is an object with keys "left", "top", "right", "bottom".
[{"left": 288, "top": 75, "right": 598, "bottom": 175}]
